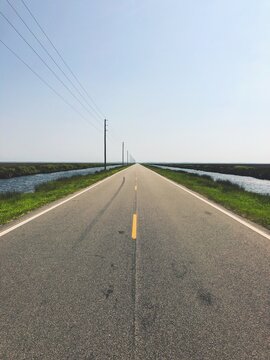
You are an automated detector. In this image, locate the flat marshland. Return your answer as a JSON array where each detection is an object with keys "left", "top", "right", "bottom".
[
  {"left": 148, "top": 166, "right": 270, "bottom": 230},
  {"left": 0, "top": 162, "right": 110, "bottom": 179},
  {"left": 154, "top": 163, "right": 270, "bottom": 180},
  {"left": 0, "top": 166, "right": 126, "bottom": 225}
]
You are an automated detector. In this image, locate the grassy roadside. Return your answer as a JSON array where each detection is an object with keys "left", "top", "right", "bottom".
[
  {"left": 0, "top": 162, "right": 119, "bottom": 179},
  {"left": 147, "top": 166, "right": 270, "bottom": 230},
  {"left": 0, "top": 166, "right": 126, "bottom": 225},
  {"left": 152, "top": 163, "right": 270, "bottom": 180}
]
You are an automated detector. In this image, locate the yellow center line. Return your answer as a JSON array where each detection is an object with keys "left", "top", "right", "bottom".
[
  {"left": 132, "top": 174, "right": 138, "bottom": 240},
  {"left": 132, "top": 213, "right": 137, "bottom": 240}
]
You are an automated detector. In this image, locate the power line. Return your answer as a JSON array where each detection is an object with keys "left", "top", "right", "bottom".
[
  {"left": 0, "top": 38, "right": 101, "bottom": 133},
  {"left": 20, "top": 0, "right": 107, "bottom": 120},
  {"left": 1, "top": 3, "right": 131, "bottom": 160},
  {"left": 0, "top": 9, "right": 103, "bottom": 128},
  {"left": 6, "top": 0, "right": 104, "bottom": 124},
  {"left": 3, "top": 2, "right": 120, "bottom": 145},
  {"left": 17, "top": 0, "right": 126, "bottom": 149}
]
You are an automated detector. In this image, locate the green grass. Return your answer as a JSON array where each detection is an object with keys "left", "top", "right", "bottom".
[
  {"left": 152, "top": 163, "right": 270, "bottom": 180},
  {"left": 0, "top": 167, "right": 126, "bottom": 225},
  {"left": 0, "top": 162, "right": 119, "bottom": 179},
  {"left": 148, "top": 166, "right": 270, "bottom": 230}
]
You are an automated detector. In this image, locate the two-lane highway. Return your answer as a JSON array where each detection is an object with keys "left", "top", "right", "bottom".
[{"left": 0, "top": 164, "right": 269, "bottom": 359}]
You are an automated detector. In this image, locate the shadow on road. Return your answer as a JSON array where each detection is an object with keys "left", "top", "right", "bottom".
[{"left": 72, "top": 177, "right": 126, "bottom": 250}]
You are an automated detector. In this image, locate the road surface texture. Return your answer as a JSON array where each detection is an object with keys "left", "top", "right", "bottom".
[{"left": 0, "top": 164, "right": 269, "bottom": 359}]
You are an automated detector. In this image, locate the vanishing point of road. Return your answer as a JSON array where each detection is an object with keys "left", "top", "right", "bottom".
[{"left": 0, "top": 164, "right": 269, "bottom": 359}]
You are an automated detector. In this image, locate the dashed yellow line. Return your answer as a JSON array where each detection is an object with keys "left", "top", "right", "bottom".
[
  {"left": 135, "top": 185, "right": 137, "bottom": 191},
  {"left": 132, "top": 214, "right": 137, "bottom": 240}
]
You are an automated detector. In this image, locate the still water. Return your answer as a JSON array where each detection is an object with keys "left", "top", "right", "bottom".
[
  {"left": 0, "top": 165, "right": 121, "bottom": 194},
  {"left": 154, "top": 165, "right": 270, "bottom": 195}
]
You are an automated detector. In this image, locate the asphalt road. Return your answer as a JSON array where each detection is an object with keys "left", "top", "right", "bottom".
[{"left": 0, "top": 164, "right": 269, "bottom": 359}]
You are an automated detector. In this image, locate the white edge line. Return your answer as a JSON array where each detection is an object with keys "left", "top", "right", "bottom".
[
  {"left": 148, "top": 167, "right": 270, "bottom": 241},
  {"left": 0, "top": 167, "right": 128, "bottom": 238}
]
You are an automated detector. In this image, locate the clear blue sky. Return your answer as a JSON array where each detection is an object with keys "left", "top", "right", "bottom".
[{"left": 1, "top": 0, "right": 269, "bottom": 163}]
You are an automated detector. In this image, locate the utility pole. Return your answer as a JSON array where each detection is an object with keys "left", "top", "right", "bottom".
[
  {"left": 127, "top": 150, "right": 129, "bottom": 165},
  {"left": 104, "top": 119, "right": 107, "bottom": 170},
  {"left": 122, "top": 142, "right": 124, "bottom": 165}
]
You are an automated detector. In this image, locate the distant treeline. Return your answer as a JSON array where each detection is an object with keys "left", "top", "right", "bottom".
[
  {"left": 0, "top": 163, "right": 116, "bottom": 179},
  {"left": 153, "top": 164, "right": 270, "bottom": 181}
]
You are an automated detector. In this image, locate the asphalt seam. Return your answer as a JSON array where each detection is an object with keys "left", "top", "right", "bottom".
[
  {"left": 147, "top": 166, "right": 270, "bottom": 241},
  {"left": 132, "top": 173, "right": 139, "bottom": 360},
  {"left": 131, "top": 235, "right": 138, "bottom": 360}
]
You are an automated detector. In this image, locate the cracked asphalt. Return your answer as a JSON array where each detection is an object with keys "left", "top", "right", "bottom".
[{"left": 0, "top": 164, "right": 269, "bottom": 359}]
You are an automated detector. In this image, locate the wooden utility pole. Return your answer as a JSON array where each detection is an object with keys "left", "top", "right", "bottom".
[
  {"left": 104, "top": 119, "right": 107, "bottom": 170},
  {"left": 122, "top": 142, "right": 124, "bottom": 165}
]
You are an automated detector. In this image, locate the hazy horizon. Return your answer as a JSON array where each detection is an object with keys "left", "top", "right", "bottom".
[
  {"left": 1, "top": 0, "right": 269, "bottom": 163},
  {"left": 1, "top": 161, "right": 270, "bottom": 165}
]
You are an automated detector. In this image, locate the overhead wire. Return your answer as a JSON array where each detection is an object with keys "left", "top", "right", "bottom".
[
  {"left": 16, "top": 0, "right": 120, "bottom": 145},
  {"left": 0, "top": 38, "right": 101, "bottom": 133},
  {"left": 1, "top": 2, "right": 132, "bottom": 159},
  {"left": 19, "top": 0, "right": 107, "bottom": 120},
  {"left": 0, "top": 9, "right": 103, "bottom": 129},
  {"left": 6, "top": 0, "right": 104, "bottom": 124}
]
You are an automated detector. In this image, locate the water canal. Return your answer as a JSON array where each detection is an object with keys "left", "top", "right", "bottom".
[
  {"left": 154, "top": 165, "right": 270, "bottom": 195},
  {"left": 0, "top": 165, "right": 121, "bottom": 193}
]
